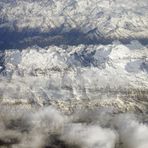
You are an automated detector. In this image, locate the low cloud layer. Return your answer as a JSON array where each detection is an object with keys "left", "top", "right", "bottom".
[{"left": 0, "top": 106, "right": 147, "bottom": 148}]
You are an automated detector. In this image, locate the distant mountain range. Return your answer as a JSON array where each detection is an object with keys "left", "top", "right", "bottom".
[{"left": 0, "top": 0, "right": 148, "bottom": 49}]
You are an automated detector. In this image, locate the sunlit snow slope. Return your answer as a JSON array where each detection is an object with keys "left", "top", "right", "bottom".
[
  {"left": 0, "top": 1, "right": 148, "bottom": 148},
  {"left": 0, "top": 41, "right": 148, "bottom": 112}
]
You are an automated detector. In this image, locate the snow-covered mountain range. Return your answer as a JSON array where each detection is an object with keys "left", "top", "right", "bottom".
[
  {"left": 0, "top": 41, "right": 148, "bottom": 112},
  {"left": 0, "top": 0, "right": 148, "bottom": 110},
  {"left": 0, "top": 0, "right": 148, "bottom": 49},
  {"left": 0, "top": 1, "right": 148, "bottom": 148}
]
